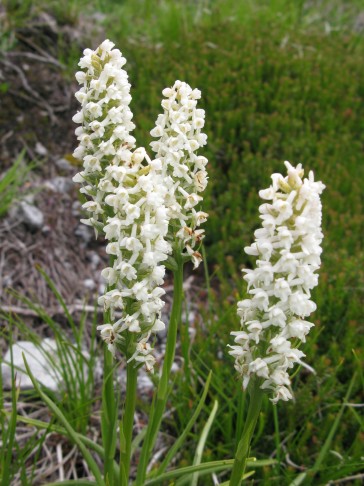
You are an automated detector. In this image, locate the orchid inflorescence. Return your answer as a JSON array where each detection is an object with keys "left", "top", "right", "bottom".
[
  {"left": 72, "top": 40, "right": 208, "bottom": 370},
  {"left": 72, "top": 39, "right": 136, "bottom": 230},
  {"left": 151, "top": 81, "right": 208, "bottom": 268},
  {"left": 229, "top": 162, "right": 325, "bottom": 403},
  {"left": 72, "top": 39, "right": 324, "bottom": 402}
]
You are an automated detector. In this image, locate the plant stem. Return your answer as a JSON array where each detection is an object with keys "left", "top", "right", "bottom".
[
  {"left": 229, "top": 382, "right": 264, "bottom": 486},
  {"left": 120, "top": 361, "right": 138, "bottom": 485},
  {"left": 273, "top": 403, "right": 281, "bottom": 474},
  {"left": 102, "top": 344, "right": 117, "bottom": 485},
  {"left": 135, "top": 259, "right": 184, "bottom": 485}
]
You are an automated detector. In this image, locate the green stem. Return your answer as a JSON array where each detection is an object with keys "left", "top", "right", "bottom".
[
  {"left": 102, "top": 344, "right": 117, "bottom": 485},
  {"left": 102, "top": 256, "right": 118, "bottom": 485},
  {"left": 135, "top": 259, "right": 184, "bottom": 486},
  {"left": 120, "top": 362, "right": 138, "bottom": 485},
  {"left": 273, "top": 403, "right": 281, "bottom": 473},
  {"left": 229, "top": 382, "right": 264, "bottom": 486}
]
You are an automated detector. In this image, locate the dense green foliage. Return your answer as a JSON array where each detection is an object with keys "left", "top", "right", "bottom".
[{"left": 102, "top": 2, "right": 364, "bottom": 483}]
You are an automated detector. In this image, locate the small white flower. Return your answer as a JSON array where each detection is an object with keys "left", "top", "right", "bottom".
[
  {"left": 97, "top": 323, "right": 122, "bottom": 355},
  {"left": 249, "top": 358, "right": 270, "bottom": 379}
]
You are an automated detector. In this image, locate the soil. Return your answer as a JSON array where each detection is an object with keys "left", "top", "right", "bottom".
[{"left": 0, "top": 7, "right": 109, "bottom": 316}]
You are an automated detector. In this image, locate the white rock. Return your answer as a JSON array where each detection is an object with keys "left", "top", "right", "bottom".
[
  {"left": 19, "top": 202, "right": 44, "bottom": 230},
  {"left": 98, "top": 282, "right": 106, "bottom": 295},
  {"left": 1, "top": 339, "right": 61, "bottom": 391},
  {"left": 87, "top": 251, "right": 101, "bottom": 270},
  {"left": 137, "top": 372, "right": 154, "bottom": 393},
  {"left": 171, "top": 362, "right": 180, "bottom": 373},
  {"left": 118, "top": 368, "right": 154, "bottom": 394},
  {"left": 83, "top": 278, "right": 96, "bottom": 290},
  {"left": 35, "top": 142, "right": 48, "bottom": 156},
  {"left": 354, "top": 12, "right": 364, "bottom": 33},
  {"left": 75, "top": 223, "right": 93, "bottom": 244},
  {"left": 55, "top": 158, "right": 73, "bottom": 172},
  {"left": 46, "top": 176, "right": 73, "bottom": 193},
  {"left": 72, "top": 200, "right": 81, "bottom": 216}
]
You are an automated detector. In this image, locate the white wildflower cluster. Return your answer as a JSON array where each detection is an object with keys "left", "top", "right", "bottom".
[
  {"left": 229, "top": 162, "right": 325, "bottom": 404},
  {"left": 97, "top": 150, "right": 172, "bottom": 371},
  {"left": 72, "top": 39, "right": 136, "bottom": 230},
  {"left": 150, "top": 80, "right": 208, "bottom": 269},
  {"left": 72, "top": 40, "right": 172, "bottom": 371}
]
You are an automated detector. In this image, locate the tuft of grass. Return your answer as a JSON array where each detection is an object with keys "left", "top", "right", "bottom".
[
  {"left": 1, "top": 268, "right": 98, "bottom": 435},
  {"left": 0, "top": 150, "right": 34, "bottom": 219},
  {"left": 0, "top": 323, "right": 19, "bottom": 486}
]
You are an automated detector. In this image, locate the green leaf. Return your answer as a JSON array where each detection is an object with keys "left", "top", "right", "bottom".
[
  {"left": 143, "top": 458, "right": 276, "bottom": 485},
  {"left": 0, "top": 150, "right": 33, "bottom": 218},
  {"left": 1, "top": 329, "right": 19, "bottom": 486},
  {"left": 312, "top": 372, "right": 357, "bottom": 475},
  {"left": 218, "top": 471, "right": 255, "bottom": 486},
  {"left": 46, "top": 482, "right": 97, "bottom": 486},
  {"left": 189, "top": 400, "right": 219, "bottom": 486},
  {"left": 289, "top": 472, "right": 307, "bottom": 486}
]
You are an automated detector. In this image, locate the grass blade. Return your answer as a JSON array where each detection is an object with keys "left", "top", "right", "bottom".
[
  {"left": 289, "top": 372, "right": 357, "bottom": 485},
  {"left": 45, "top": 482, "right": 97, "bottom": 486},
  {"left": 1, "top": 331, "right": 19, "bottom": 486},
  {"left": 218, "top": 471, "right": 255, "bottom": 486},
  {"left": 143, "top": 458, "right": 276, "bottom": 485},
  {"left": 190, "top": 400, "right": 219, "bottom": 486},
  {"left": 312, "top": 372, "right": 357, "bottom": 474},
  {"left": 0, "top": 149, "right": 34, "bottom": 218},
  {"left": 36, "top": 266, "right": 78, "bottom": 340}
]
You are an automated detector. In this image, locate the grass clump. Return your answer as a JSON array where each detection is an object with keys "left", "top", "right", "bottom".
[{"left": 0, "top": 151, "right": 34, "bottom": 218}]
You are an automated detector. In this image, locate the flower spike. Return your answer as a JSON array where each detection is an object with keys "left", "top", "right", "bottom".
[
  {"left": 150, "top": 80, "right": 208, "bottom": 268},
  {"left": 229, "top": 162, "right": 325, "bottom": 403},
  {"left": 73, "top": 41, "right": 171, "bottom": 370}
]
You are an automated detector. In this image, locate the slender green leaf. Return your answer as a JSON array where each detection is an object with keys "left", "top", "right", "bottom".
[
  {"left": 289, "top": 472, "right": 308, "bottom": 486},
  {"left": 218, "top": 471, "right": 255, "bottom": 486},
  {"left": 1, "top": 330, "right": 19, "bottom": 486},
  {"left": 131, "top": 427, "right": 147, "bottom": 459},
  {"left": 190, "top": 400, "right": 219, "bottom": 486},
  {"left": 36, "top": 266, "right": 78, "bottom": 340},
  {"left": 143, "top": 458, "right": 276, "bottom": 485},
  {"left": 46, "top": 482, "right": 97, "bottom": 486},
  {"left": 312, "top": 373, "right": 357, "bottom": 474}
]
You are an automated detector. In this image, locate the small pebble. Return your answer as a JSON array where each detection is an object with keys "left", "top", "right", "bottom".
[
  {"left": 46, "top": 176, "right": 73, "bottom": 194},
  {"left": 75, "top": 223, "right": 93, "bottom": 245},
  {"left": 19, "top": 202, "right": 44, "bottom": 231},
  {"left": 35, "top": 142, "right": 48, "bottom": 156},
  {"left": 83, "top": 278, "right": 96, "bottom": 290},
  {"left": 88, "top": 251, "right": 101, "bottom": 270},
  {"left": 55, "top": 158, "right": 73, "bottom": 172}
]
